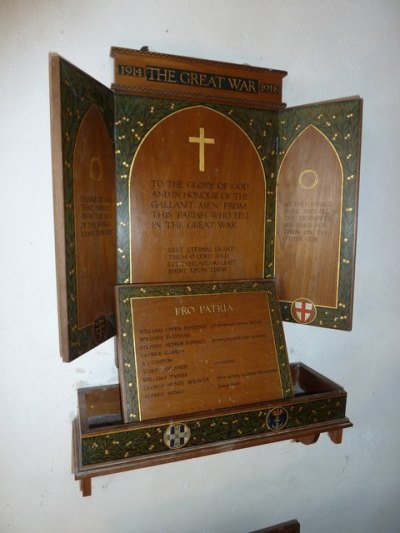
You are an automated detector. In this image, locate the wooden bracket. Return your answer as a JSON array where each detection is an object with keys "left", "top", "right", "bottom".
[
  {"left": 295, "top": 432, "right": 320, "bottom": 445},
  {"left": 328, "top": 428, "right": 343, "bottom": 444},
  {"left": 80, "top": 478, "right": 91, "bottom": 497}
]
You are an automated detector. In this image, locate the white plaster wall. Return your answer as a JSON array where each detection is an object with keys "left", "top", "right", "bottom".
[{"left": 1, "top": 1, "right": 399, "bottom": 531}]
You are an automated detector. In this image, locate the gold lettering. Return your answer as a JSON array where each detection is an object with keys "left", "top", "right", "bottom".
[
  {"left": 199, "top": 303, "right": 234, "bottom": 314},
  {"left": 175, "top": 306, "right": 195, "bottom": 316},
  {"left": 248, "top": 80, "right": 257, "bottom": 93},
  {"left": 215, "top": 75, "right": 224, "bottom": 88},
  {"left": 165, "top": 69, "right": 177, "bottom": 83},
  {"left": 228, "top": 77, "right": 257, "bottom": 93},
  {"left": 207, "top": 76, "right": 217, "bottom": 88},
  {"left": 190, "top": 72, "right": 199, "bottom": 85},
  {"left": 179, "top": 71, "right": 190, "bottom": 84},
  {"left": 146, "top": 67, "right": 177, "bottom": 83},
  {"left": 228, "top": 77, "right": 241, "bottom": 90},
  {"left": 261, "top": 83, "right": 279, "bottom": 94},
  {"left": 146, "top": 67, "right": 158, "bottom": 81}
]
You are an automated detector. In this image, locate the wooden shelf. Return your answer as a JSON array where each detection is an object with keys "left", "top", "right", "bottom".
[{"left": 73, "top": 363, "right": 352, "bottom": 496}]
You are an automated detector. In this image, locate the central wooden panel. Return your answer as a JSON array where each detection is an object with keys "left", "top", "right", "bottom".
[{"left": 129, "top": 106, "right": 266, "bottom": 283}]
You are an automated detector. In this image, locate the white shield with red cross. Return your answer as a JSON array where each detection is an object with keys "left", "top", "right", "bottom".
[{"left": 290, "top": 298, "right": 317, "bottom": 324}]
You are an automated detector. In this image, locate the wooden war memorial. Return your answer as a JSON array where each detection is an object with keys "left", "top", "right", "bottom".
[{"left": 50, "top": 47, "right": 362, "bottom": 495}]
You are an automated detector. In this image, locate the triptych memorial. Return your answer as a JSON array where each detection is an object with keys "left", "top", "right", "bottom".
[{"left": 50, "top": 47, "right": 361, "bottom": 495}]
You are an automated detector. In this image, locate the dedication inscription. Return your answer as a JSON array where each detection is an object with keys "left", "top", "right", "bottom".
[
  {"left": 128, "top": 106, "right": 266, "bottom": 283},
  {"left": 116, "top": 281, "right": 292, "bottom": 422}
]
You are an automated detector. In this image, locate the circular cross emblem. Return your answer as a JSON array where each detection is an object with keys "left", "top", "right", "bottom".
[
  {"left": 299, "top": 168, "right": 319, "bottom": 189},
  {"left": 266, "top": 407, "right": 289, "bottom": 431},
  {"left": 291, "top": 298, "right": 317, "bottom": 325},
  {"left": 89, "top": 156, "right": 103, "bottom": 181},
  {"left": 163, "top": 424, "right": 191, "bottom": 450}
]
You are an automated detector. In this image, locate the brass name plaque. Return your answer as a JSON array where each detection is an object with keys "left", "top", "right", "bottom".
[{"left": 116, "top": 281, "right": 292, "bottom": 422}]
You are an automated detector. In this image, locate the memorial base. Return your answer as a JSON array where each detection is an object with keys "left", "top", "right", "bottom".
[{"left": 73, "top": 363, "right": 352, "bottom": 496}]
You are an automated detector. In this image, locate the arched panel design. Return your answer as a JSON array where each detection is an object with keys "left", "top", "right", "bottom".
[
  {"left": 275, "top": 125, "right": 343, "bottom": 309},
  {"left": 51, "top": 55, "right": 116, "bottom": 361},
  {"left": 73, "top": 105, "right": 116, "bottom": 329},
  {"left": 129, "top": 105, "right": 266, "bottom": 283}
]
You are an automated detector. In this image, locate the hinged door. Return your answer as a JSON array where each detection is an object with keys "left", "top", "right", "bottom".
[
  {"left": 50, "top": 55, "right": 116, "bottom": 361},
  {"left": 274, "top": 97, "right": 362, "bottom": 330}
]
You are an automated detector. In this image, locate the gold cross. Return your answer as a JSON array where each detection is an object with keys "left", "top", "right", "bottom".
[{"left": 188, "top": 127, "right": 215, "bottom": 172}]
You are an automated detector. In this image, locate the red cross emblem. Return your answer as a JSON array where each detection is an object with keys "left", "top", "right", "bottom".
[{"left": 290, "top": 298, "right": 316, "bottom": 324}]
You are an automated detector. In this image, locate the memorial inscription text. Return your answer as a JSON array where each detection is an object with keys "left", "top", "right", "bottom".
[
  {"left": 130, "top": 291, "right": 284, "bottom": 419},
  {"left": 129, "top": 106, "right": 266, "bottom": 283},
  {"left": 280, "top": 200, "right": 333, "bottom": 244}
]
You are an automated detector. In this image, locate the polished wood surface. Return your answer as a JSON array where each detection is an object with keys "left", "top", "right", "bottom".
[
  {"left": 50, "top": 54, "right": 116, "bottom": 361},
  {"left": 50, "top": 54, "right": 69, "bottom": 359},
  {"left": 129, "top": 105, "right": 266, "bottom": 283},
  {"left": 275, "top": 97, "right": 362, "bottom": 329},
  {"left": 51, "top": 53, "right": 362, "bottom": 362},
  {"left": 115, "top": 281, "right": 292, "bottom": 422},
  {"left": 78, "top": 362, "right": 346, "bottom": 430},
  {"left": 73, "top": 105, "right": 116, "bottom": 329},
  {"left": 130, "top": 291, "right": 284, "bottom": 420},
  {"left": 275, "top": 125, "right": 342, "bottom": 308},
  {"left": 75, "top": 417, "right": 351, "bottom": 497},
  {"left": 111, "top": 47, "right": 287, "bottom": 110},
  {"left": 74, "top": 363, "right": 352, "bottom": 496}
]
